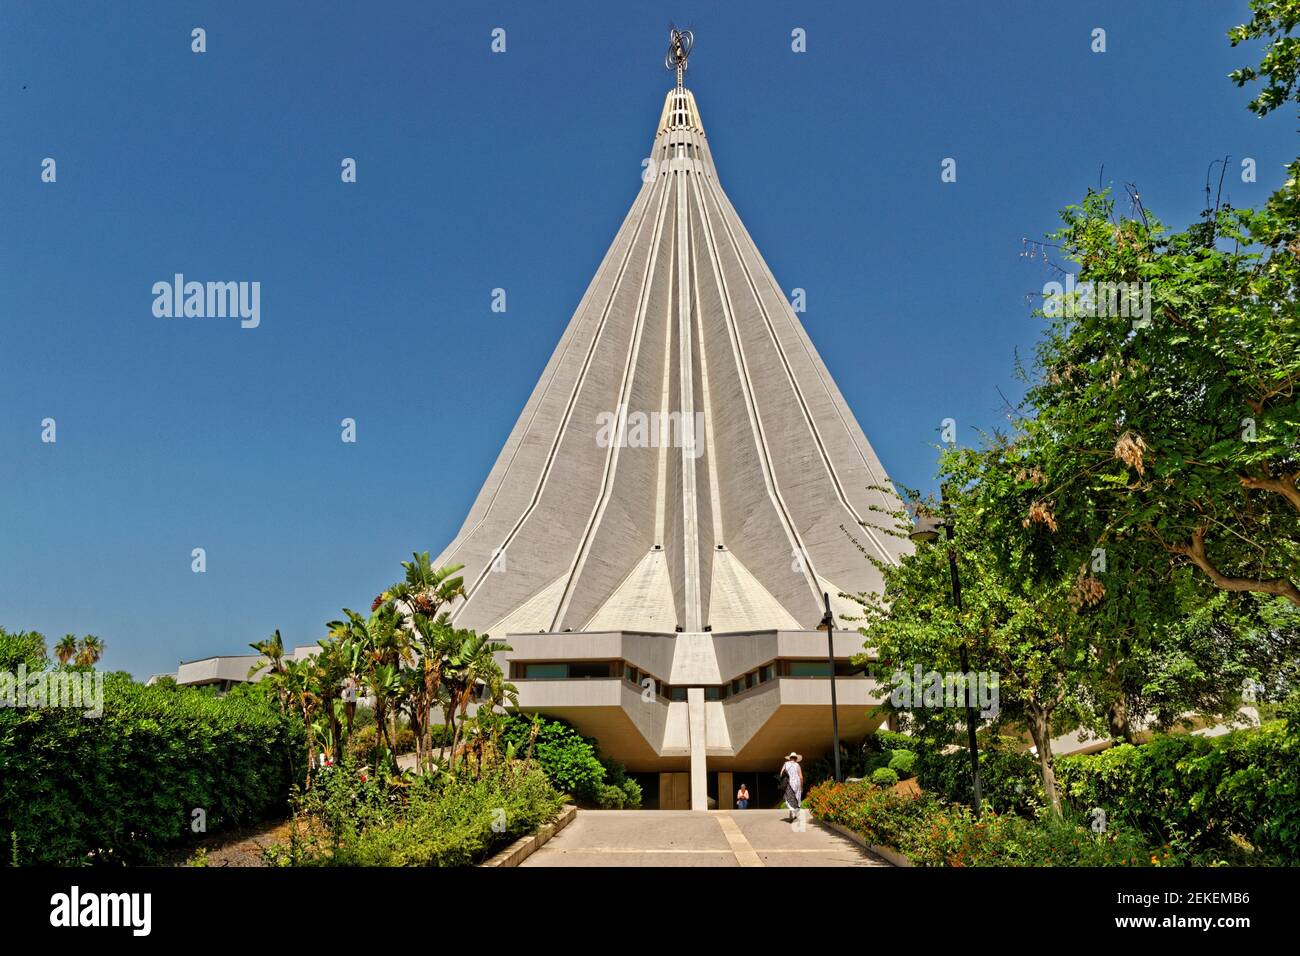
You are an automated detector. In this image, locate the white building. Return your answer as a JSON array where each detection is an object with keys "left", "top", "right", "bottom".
[
  {"left": 432, "top": 43, "right": 910, "bottom": 808},
  {"left": 149, "top": 645, "right": 318, "bottom": 693}
]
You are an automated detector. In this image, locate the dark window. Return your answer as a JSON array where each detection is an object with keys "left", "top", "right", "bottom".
[
  {"left": 760, "top": 665, "right": 775, "bottom": 683},
  {"left": 569, "top": 661, "right": 614, "bottom": 679},
  {"left": 786, "top": 661, "right": 831, "bottom": 677},
  {"left": 778, "top": 660, "right": 862, "bottom": 677},
  {"left": 523, "top": 663, "right": 567, "bottom": 680},
  {"left": 669, "top": 686, "right": 688, "bottom": 702}
]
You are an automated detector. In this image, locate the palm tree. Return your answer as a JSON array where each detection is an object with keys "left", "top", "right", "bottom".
[
  {"left": 55, "top": 635, "right": 78, "bottom": 665},
  {"left": 75, "top": 635, "right": 104, "bottom": 666},
  {"left": 332, "top": 630, "right": 364, "bottom": 740}
]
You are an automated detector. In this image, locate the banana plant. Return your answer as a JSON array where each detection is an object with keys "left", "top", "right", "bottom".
[
  {"left": 378, "top": 553, "right": 465, "bottom": 622},
  {"left": 445, "top": 630, "right": 513, "bottom": 769}
]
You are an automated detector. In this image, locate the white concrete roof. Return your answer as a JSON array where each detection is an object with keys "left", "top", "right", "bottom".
[{"left": 436, "top": 84, "right": 909, "bottom": 636}]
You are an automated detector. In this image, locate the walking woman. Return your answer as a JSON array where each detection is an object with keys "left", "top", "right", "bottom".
[{"left": 779, "top": 751, "right": 803, "bottom": 822}]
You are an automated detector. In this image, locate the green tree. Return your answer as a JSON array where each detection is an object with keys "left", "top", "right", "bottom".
[
  {"left": 1230, "top": 0, "right": 1300, "bottom": 117},
  {"left": 1020, "top": 171, "right": 1298, "bottom": 605},
  {"left": 0, "top": 628, "right": 46, "bottom": 670},
  {"left": 1018, "top": 11, "right": 1300, "bottom": 606},
  {"left": 852, "top": 460, "right": 1097, "bottom": 816}
]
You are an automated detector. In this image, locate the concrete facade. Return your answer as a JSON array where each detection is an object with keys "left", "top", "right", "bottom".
[
  {"left": 152, "top": 645, "right": 319, "bottom": 690},
  {"left": 439, "top": 80, "right": 909, "bottom": 807}
]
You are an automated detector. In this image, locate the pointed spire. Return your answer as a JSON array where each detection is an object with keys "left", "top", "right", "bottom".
[{"left": 434, "top": 31, "right": 906, "bottom": 638}]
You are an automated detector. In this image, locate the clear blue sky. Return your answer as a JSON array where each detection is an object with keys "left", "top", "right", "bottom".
[{"left": 1, "top": 1, "right": 1292, "bottom": 678}]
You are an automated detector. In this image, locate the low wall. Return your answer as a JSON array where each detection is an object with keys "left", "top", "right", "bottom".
[
  {"left": 479, "top": 805, "right": 578, "bottom": 868},
  {"left": 815, "top": 818, "right": 911, "bottom": 867}
]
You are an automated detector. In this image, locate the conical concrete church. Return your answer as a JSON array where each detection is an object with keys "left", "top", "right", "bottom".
[{"left": 436, "top": 35, "right": 909, "bottom": 808}]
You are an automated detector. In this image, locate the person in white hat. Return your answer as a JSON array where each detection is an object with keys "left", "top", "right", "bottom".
[{"left": 778, "top": 751, "right": 803, "bottom": 822}]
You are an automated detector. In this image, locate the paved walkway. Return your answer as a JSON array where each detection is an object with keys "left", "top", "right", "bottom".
[{"left": 521, "top": 809, "right": 890, "bottom": 867}]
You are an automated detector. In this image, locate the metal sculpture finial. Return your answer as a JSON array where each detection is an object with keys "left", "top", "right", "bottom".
[{"left": 665, "top": 28, "right": 694, "bottom": 90}]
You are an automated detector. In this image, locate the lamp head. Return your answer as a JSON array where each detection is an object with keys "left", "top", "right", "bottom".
[{"left": 909, "top": 512, "right": 945, "bottom": 543}]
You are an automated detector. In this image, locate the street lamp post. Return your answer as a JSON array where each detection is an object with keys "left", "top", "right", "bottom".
[
  {"left": 817, "top": 591, "right": 842, "bottom": 784},
  {"left": 910, "top": 495, "right": 983, "bottom": 817}
]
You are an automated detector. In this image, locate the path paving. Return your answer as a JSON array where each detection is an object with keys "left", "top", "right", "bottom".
[
  {"left": 521, "top": 809, "right": 890, "bottom": 867},
  {"left": 168, "top": 818, "right": 293, "bottom": 867}
]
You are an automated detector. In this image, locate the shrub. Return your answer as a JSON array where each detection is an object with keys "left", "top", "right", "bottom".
[
  {"left": 0, "top": 673, "right": 301, "bottom": 865},
  {"left": 871, "top": 767, "right": 901, "bottom": 787},
  {"left": 0, "top": 628, "right": 48, "bottom": 670},
  {"left": 806, "top": 728, "right": 928, "bottom": 787},
  {"left": 887, "top": 749, "right": 916, "bottom": 777},
  {"left": 806, "top": 779, "right": 933, "bottom": 850},
  {"left": 600, "top": 758, "right": 643, "bottom": 809},
  {"left": 913, "top": 735, "right": 1042, "bottom": 815},
  {"left": 874, "top": 729, "right": 919, "bottom": 752},
  {"left": 1056, "top": 716, "right": 1300, "bottom": 863},
  {"left": 344, "top": 723, "right": 420, "bottom": 761},
  {"left": 807, "top": 780, "right": 1164, "bottom": 867},
  {"left": 596, "top": 784, "right": 626, "bottom": 809},
  {"left": 291, "top": 760, "right": 565, "bottom": 867},
  {"left": 499, "top": 714, "right": 637, "bottom": 808}
]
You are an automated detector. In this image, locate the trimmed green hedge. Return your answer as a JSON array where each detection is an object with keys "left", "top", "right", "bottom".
[
  {"left": 1056, "top": 717, "right": 1300, "bottom": 864},
  {"left": 0, "top": 672, "right": 301, "bottom": 865},
  {"left": 871, "top": 767, "right": 900, "bottom": 787}
]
